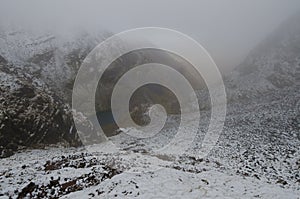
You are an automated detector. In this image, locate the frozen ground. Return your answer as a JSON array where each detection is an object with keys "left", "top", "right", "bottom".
[
  {"left": 0, "top": 146, "right": 299, "bottom": 199},
  {"left": 0, "top": 86, "right": 299, "bottom": 199}
]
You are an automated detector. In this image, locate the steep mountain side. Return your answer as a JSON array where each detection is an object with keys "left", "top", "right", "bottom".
[
  {"left": 0, "top": 28, "right": 205, "bottom": 153},
  {"left": 0, "top": 55, "right": 81, "bottom": 158},
  {"left": 226, "top": 13, "right": 300, "bottom": 101},
  {"left": 0, "top": 28, "right": 110, "bottom": 102}
]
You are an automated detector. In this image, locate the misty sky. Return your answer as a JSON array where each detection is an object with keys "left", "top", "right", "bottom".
[{"left": 1, "top": 0, "right": 300, "bottom": 72}]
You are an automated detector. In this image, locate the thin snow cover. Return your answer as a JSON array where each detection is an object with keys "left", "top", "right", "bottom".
[
  {"left": 0, "top": 72, "right": 21, "bottom": 91},
  {"left": 63, "top": 168, "right": 298, "bottom": 199},
  {"left": 1, "top": 88, "right": 299, "bottom": 198},
  {"left": 1, "top": 145, "right": 299, "bottom": 199},
  {"left": 1, "top": 86, "right": 299, "bottom": 198},
  {"left": 1, "top": 12, "right": 300, "bottom": 199}
]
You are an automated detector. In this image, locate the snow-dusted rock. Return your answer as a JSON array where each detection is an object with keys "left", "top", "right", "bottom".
[{"left": 0, "top": 56, "right": 81, "bottom": 158}]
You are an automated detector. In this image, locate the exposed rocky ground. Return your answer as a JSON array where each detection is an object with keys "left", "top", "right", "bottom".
[
  {"left": 0, "top": 55, "right": 81, "bottom": 158},
  {"left": 0, "top": 88, "right": 299, "bottom": 198},
  {"left": 0, "top": 72, "right": 299, "bottom": 198}
]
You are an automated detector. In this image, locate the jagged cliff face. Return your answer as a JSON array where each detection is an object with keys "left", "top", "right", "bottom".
[{"left": 226, "top": 13, "right": 300, "bottom": 101}]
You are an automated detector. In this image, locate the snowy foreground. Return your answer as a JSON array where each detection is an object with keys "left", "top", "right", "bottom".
[
  {"left": 1, "top": 87, "right": 299, "bottom": 198},
  {"left": 0, "top": 145, "right": 299, "bottom": 199},
  {"left": 1, "top": 145, "right": 300, "bottom": 199}
]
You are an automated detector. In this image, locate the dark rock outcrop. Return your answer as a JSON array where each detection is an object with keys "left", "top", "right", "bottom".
[{"left": 0, "top": 56, "right": 81, "bottom": 158}]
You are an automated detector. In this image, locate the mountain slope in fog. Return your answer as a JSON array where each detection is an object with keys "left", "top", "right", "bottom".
[
  {"left": 0, "top": 27, "right": 205, "bottom": 153},
  {"left": 0, "top": 12, "right": 300, "bottom": 199},
  {"left": 0, "top": 28, "right": 111, "bottom": 102},
  {"left": 226, "top": 13, "right": 300, "bottom": 101}
]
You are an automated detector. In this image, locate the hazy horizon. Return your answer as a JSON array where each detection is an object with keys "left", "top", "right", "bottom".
[{"left": 1, "top": 0, "right": 300, "bottom": 72}]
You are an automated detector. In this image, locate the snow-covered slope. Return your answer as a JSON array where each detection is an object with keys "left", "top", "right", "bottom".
[
  {"left": 0, "top": 55, "right": 81, "bottom": 158},
  {"left": 0, "top": 27, "right": 110, "bottom": 102},
  {"left": 226, "top": 13, "right": 300, "bottom": 101},
  {"left": 1, "top": 13, "right": 300, "bottom": 199},
  {"left": 0, "top": 27, "right": 114, "bottom": 156}
]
